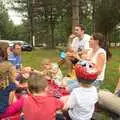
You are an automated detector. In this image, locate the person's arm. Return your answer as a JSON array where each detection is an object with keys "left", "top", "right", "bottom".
[
  {"left": 66, "top": 47, "right": 79, "bottom": 60},
  {"left": 67, "top": 34, "right": 76, "bottom": 48},
  {"left": 71, "top": 38, "right": 78, "bottom": 52},
  {"left": 60, "top": 95, "right": 69, "bottom": 110},
  {"left": 0, "top": 97, "right": 24, "bottom": 119},
  {"left": 9, "top": 91, "right": 16, "bottom": 105},
  {"left": 55, "top": 98, "right": 64, "bottom": 110},
  {"left": 95, "top": 53, "right": 106, "bottom": 75},
  {"left": 84, "top": 35, "right": 91, "bottom": 50},
  {"left": 63, "top": 91, "right": 76, "bottom": 110}
]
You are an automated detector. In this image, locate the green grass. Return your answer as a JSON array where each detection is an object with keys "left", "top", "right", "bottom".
[
  {"left": 101, "top": 48, "right": 120, "bottom": 92},
  {"left": 22, "top": 48, "right": 120, "bottom": 92},
  {"left": 22, "top": 48, "right": 59, "bottom": 69}
]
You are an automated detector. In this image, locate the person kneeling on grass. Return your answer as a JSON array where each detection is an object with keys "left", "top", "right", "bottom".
[{"left": 63, "top": 61, "right": 98, "bottom": 120}]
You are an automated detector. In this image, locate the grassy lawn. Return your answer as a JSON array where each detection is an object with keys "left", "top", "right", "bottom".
[
  {"left": 22, "top": 48, "right": 120, "bottom": 92},
  {"left": 101, "top": 48, "right": 120, "bottom": 92}
]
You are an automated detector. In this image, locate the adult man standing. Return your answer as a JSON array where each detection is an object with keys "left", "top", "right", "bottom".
[{"left": 8, "top": 43, "right": 22, "bottom": 69}]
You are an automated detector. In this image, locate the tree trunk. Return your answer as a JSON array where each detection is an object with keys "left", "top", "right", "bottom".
[
  {"left": 104, "top": 31, "right": 112, "bottom": 48},
  {"left": 92, "top": 0, "right": 96, "bottom": 32},
  {"left": 27, "top": 0, "right": 33, "bottom": 45},
  {"left": 72, "top": 0, "right": 79, "bottom": 31},
  {"left": 50, "top": 7, "right": 55, "bottom": 49},
  {"left": 51, "top": 22, "right": 55, "bottom": 49}
]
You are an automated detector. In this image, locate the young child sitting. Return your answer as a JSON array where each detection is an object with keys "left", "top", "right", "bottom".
[
  {"left": 63, "top": 61, "right": 98, "bottom": 120},
  {"left": 0, "top": 62, "right": 17, "bottom": 115},
  {"left": 0, "top": 62, "right": 31, "bottom": 119},
  {"left": 40, "top": 58, "right": 63, "bottom": 85},
  {"left": 23, "top": 73, "right": 64, "bottom": 120}
]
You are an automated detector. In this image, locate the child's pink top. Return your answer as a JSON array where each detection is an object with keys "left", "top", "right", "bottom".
[{"left": 0, "top": 96, "right": 24, "bottom": 119}]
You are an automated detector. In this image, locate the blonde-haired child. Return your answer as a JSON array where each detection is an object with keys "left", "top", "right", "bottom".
[
  {"left": 0, "top": 62, "right": 17, "bottom": 115},
  {"left": 40, "top": 58, "right": 63, "bottom": 85},
  {"left": 0, "top": 62, "right": 29, "bottom": 119}
]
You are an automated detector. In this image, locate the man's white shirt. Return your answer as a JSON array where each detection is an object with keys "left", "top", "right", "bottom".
[{"left": 71, "top": 34, "right": 91, "bottom": 52}]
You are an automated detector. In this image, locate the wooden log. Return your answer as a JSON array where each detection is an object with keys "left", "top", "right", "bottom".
[{"left": 98, "top": 90, "right": 120, "bottom": 116}]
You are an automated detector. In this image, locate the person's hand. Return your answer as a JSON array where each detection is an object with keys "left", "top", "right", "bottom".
[
  {"left": 69, "top": 34, "right": 76, "bottom": 39},
  {"left": 22, "top": 73, "right": 30, "bottom": 79},
  {"left": 78, "top": 49, "right": 90, "bottom": 60},
  {"left": 33, "top": 69, "right": 43, "bottom": 74},
  {"left": 73, "top": 53, "right": 81, "bottom": 60},
  {"left": 44, "top": 75, "right": 51, "bottom": 80},
  {"left": 66, "top": 51, "right": 74, "bottom": 57}
]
